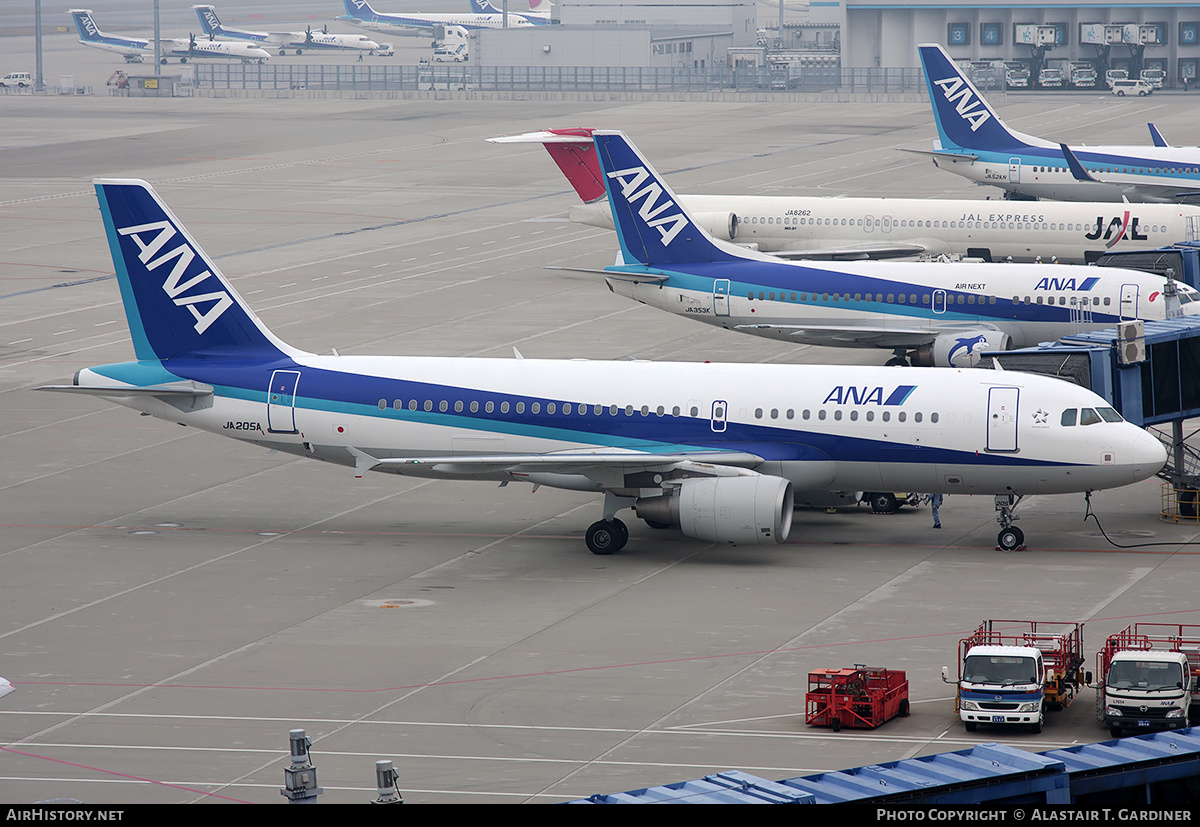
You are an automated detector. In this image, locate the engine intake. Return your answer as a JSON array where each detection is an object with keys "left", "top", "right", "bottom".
[{"left": 634, "top": 475, "right": 793, "bottom": 545}]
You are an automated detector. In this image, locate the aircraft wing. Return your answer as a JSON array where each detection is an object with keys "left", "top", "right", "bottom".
[
  {"left": 348, "top": 447, "right": 766, "bottom": 479},
  {"left": 1059, "top": 142, "right": 1200, "bottom": 201},
  {"left": 733, "top": 323, "right": 941, "bottom": 349},
  {"left": 769, "top": 242, "right": 929, "bottom": 261}
]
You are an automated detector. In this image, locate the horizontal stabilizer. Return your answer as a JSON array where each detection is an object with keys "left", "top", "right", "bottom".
[
  {"left": 37, "top": 380, "right": 214, "bottom": 398},
  {"left": 898, "top": 147, "right": 980, "bottom": 162}
]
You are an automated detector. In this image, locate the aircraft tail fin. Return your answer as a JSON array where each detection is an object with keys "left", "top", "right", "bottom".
[
  {"left": 917, "top": 43, "right": 1039, "bottom": 152},
  {"left": 467, "top": 0, "right": 495, "bottom": 13},
  {"left": 93, "top": 179, "right": 297, "bottom": 362},
  {"left": 193, "top": 5, "right": 223, "bottom": 37},
  {"left": 488, "top": 129, "right": 605, "bottom": 202},
  {"left": 342, "top": 0, "right": 378, "bottom": 19},
  {"left": 68, "top": 9, "right": 104, "bottom": 43},
  {"left": 592, "top": 130, "right": 740, "bottom": 266}
]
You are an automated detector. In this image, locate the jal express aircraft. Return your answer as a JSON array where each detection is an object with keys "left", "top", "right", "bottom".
[
  {"left": 491, "top": 129, "right": 1200, "bottom": 263},
  {"left": 193, "top": 6, "right": 379, "bottom": 55},
  {"left": 585, "top": 130, "right": 1200, "bottom": 368},
  {"left": 69, "top": 9, "right": 271, "bottom": 64},
  {"left": 40, "top": 179, "right": 1165, "bottom": 554},
  {"left": 339, "top": 0, "right": 533, "bottom": 36},
  {"left": 914, "top": 43, "right": 1200, "bottom": 203}
]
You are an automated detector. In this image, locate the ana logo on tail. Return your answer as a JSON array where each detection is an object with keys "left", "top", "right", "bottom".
[
  {"left": 931, "top": 76, "right": 992, "bottom": 133},
  {"left": 605, "top": 166, "right": 688, "bottom": 246},
  {"left": 118, "top": 221, "right": 233, "bottom": 335}
]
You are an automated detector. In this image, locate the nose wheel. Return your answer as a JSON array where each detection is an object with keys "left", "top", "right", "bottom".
[
  {"left": 586, "top": 518, "right": 628, "bottom": 555},
  {"left": 995, "top": 493, "right": 1026, "bottom": 551}
]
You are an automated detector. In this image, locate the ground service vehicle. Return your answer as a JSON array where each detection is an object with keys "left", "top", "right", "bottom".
[
  {"left": 1097, "top": 243, "right": 1200, "bottom": 288},
  {"left": 1068, "top": 62, "right": 1097, "bottom": 88},
  {"left": 1105, "top": 68, "right": 1128, "bottom": 88},
  {"left": 0, "top": 72, "right": 32, "bottom": 88},
  {"left": 1141, "top": 68, "right": 1166, "bottom": 89},
  {"left": 1004, "top": 62, "right": 1030, "bottom": 89},
  {"left": 805, "top": 666, "right": 909, "bottom": 731},
  {"left": 1113, "top": 79, "right": 1153, "bottom": 97},
  {"left": 433, "top": 42, "right": 467, "bottom": 62},
  {"left": 1038, "top": 66, "right": 1065, "bottom": 89},
  {"left": 1096, "top": 624, "right": 1200, "bottom": 737},
  {"left": 944, "top": 620, "right": 1088, "bottom": 733}
]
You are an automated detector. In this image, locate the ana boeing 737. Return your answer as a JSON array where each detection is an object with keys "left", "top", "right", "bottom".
[
  {"left": 69, "top": 9, "right": 271, "bottom": 64},
  {"left": 339, "top": 0, "right": 533, "bottom": 37},
  {"left": 914, "top": 43, "right": 1200, "bottom": 203},
  {"left": 584, "top": 130, "right": 1200, "bottom": 367},
  {"left": 37, "top": 179, "right": 1164, "bottom": 553},
  {"left": 193, "top": 6, "right": 379, "bottom": 55},
  {"left": 491, "top": 128, "right": 1200, "bottom": 263}
]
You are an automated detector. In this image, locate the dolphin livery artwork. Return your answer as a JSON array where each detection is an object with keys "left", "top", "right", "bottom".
[
  {"left": 914, "top": 43, "right": 1200, "bottom": 203},
  {"left": 579, "top": 131, "right": 1200, "bottom": 367},
  {"left": 68, "top": 8, "right": 271, "bottom": 64},
  {"left": 38, "top": 180, "right": 1165, "bottom": 553},
  {"left": 491, "top": 128, "right": 1200, "bottom": 263}
]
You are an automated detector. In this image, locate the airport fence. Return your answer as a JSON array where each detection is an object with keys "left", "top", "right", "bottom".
[{"left": 194, "top": 64, "right": 927, "bottom": 94}]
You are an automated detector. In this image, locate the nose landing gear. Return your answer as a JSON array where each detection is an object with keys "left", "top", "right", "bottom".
[{"left": 995, "top": 493, "right": 1026, "bottom": 551}]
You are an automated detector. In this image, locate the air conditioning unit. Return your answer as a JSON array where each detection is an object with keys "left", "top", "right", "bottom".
[{"left": 1117, "top": 319, "right": 1146, "bottom": 364}]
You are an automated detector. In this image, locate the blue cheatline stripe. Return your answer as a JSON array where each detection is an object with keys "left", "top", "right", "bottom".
[{"left": 93, "top": 357, "right": 1076, "bottom": 469}]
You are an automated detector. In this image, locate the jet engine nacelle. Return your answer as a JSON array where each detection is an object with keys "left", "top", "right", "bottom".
[
  {"left": 911, "top": 330, "right": 1012, "bottom": 368},
  {"left": 692, "top": 211, "right": 739, "bottom": 242},
  {"left": 634, "top": 475, "right": 793, "bottom": 545}
]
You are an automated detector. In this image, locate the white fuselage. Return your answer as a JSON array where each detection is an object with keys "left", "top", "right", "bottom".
[
  {"left": 570, "top": 195, "right": 1200, "bottom": 264},
  {"left": 80, "top": 356, "right": 1166, "bottom": 499},
  {"left": 606, "top": 257, "right": 1200, "bottom": 358}
]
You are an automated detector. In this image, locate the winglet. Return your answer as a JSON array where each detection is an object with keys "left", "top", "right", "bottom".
[
  {"left": 1059, "top": 143, "right": 1098, "bottom": 182},
  {"left": 347, "top": 446, "right": 380, "bottom": 478},
  {"left": 1148, "top": 123, "right": 1170, "bottom": 148}
]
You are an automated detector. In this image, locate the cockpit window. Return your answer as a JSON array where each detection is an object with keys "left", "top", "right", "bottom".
[
  {"left": 1097, "top": 407, "right": 1123, "bottom": 422},
  {"left": 1061, "top": 409, "right": 1077, "bottom": 427},
  {"left": 1080, "top": 408, "right": 1102, "bottom": 426}
]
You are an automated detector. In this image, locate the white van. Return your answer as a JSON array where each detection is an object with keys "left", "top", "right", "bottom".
[
  {"left": 433, "top": 43, "right": 468, "bottom": 63},
  {"left": 1, "top": 72, "right": 32, "bottom": 88},
  {"left": 1112, "top": 79, "right": 1153, "bottom": 97}
]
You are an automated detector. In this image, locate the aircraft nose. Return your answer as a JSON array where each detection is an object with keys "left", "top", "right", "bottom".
[{"left": 1126, "top": 427, "right": 1167, "bottom": 481}]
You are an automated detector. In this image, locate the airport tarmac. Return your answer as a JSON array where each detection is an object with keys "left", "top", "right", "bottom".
[{"left": 2, "top": 64, "right": 1200, "bottom": 804}]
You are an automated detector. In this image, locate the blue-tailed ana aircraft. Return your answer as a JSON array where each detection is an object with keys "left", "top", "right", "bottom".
[
  {"left": 913, "top": 43, "right": 1200, "bottom": 203},
  {"left": 581, "top": 131, "right": 1200, "bottom": 368},
  {"left": 468, "top": 0, "right": 552, "bottom": 24},
  {"left": 69, "top": 9, "right": 271, "bottom": 64},
  {"left": 38, "top": 178, "right": 1165, "bottom": 554},
  {"left": 339, "top": 0, "right": 533, "bottom": 37},
  {"left": 193, "top": 6, "right": 379, "bottom": 56}
]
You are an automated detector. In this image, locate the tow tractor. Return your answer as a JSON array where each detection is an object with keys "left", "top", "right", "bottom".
[{"left": 805, "top": 665, "right": 910, "bottom": 731}]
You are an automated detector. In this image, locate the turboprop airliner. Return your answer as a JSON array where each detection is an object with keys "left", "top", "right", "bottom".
[
  {"left": 193, "top": 6, "right": 379, "bottom": 55},
  {"left": 339, "top": 0, "right": 533, "bottom": 36},
  {"left": 914, "top": 43, "right": 1200, "bottom": 203},
  {"left": 69, "top": 9, "right": 271, "bottom": 64},
  {"left": 40, "top": 179, "right": 1165, "bottom": 554},
  {"left": 569, "top": 131, "right": 1200, "bottom": 367},
  {"left": 491, "top": 128, "right": 1200, "bottom": 263}
]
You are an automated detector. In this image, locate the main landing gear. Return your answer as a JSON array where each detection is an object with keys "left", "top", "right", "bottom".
[
  {"left": 995, "top": 493, "right": 1026, "bottom": 551},
  {"left": 585, "top": 492, "right": 636, "bottom": 555},
  {"left": 585, "top": 518, "right": 628, "bottom": 555},
  {"left": 885, "top": 348, "right": 909, "bottom": 367}
]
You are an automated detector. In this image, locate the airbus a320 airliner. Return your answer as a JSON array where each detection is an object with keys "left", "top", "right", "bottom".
[{"left": 39, "top": 179, "right": 1165, "bottom": 554}]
